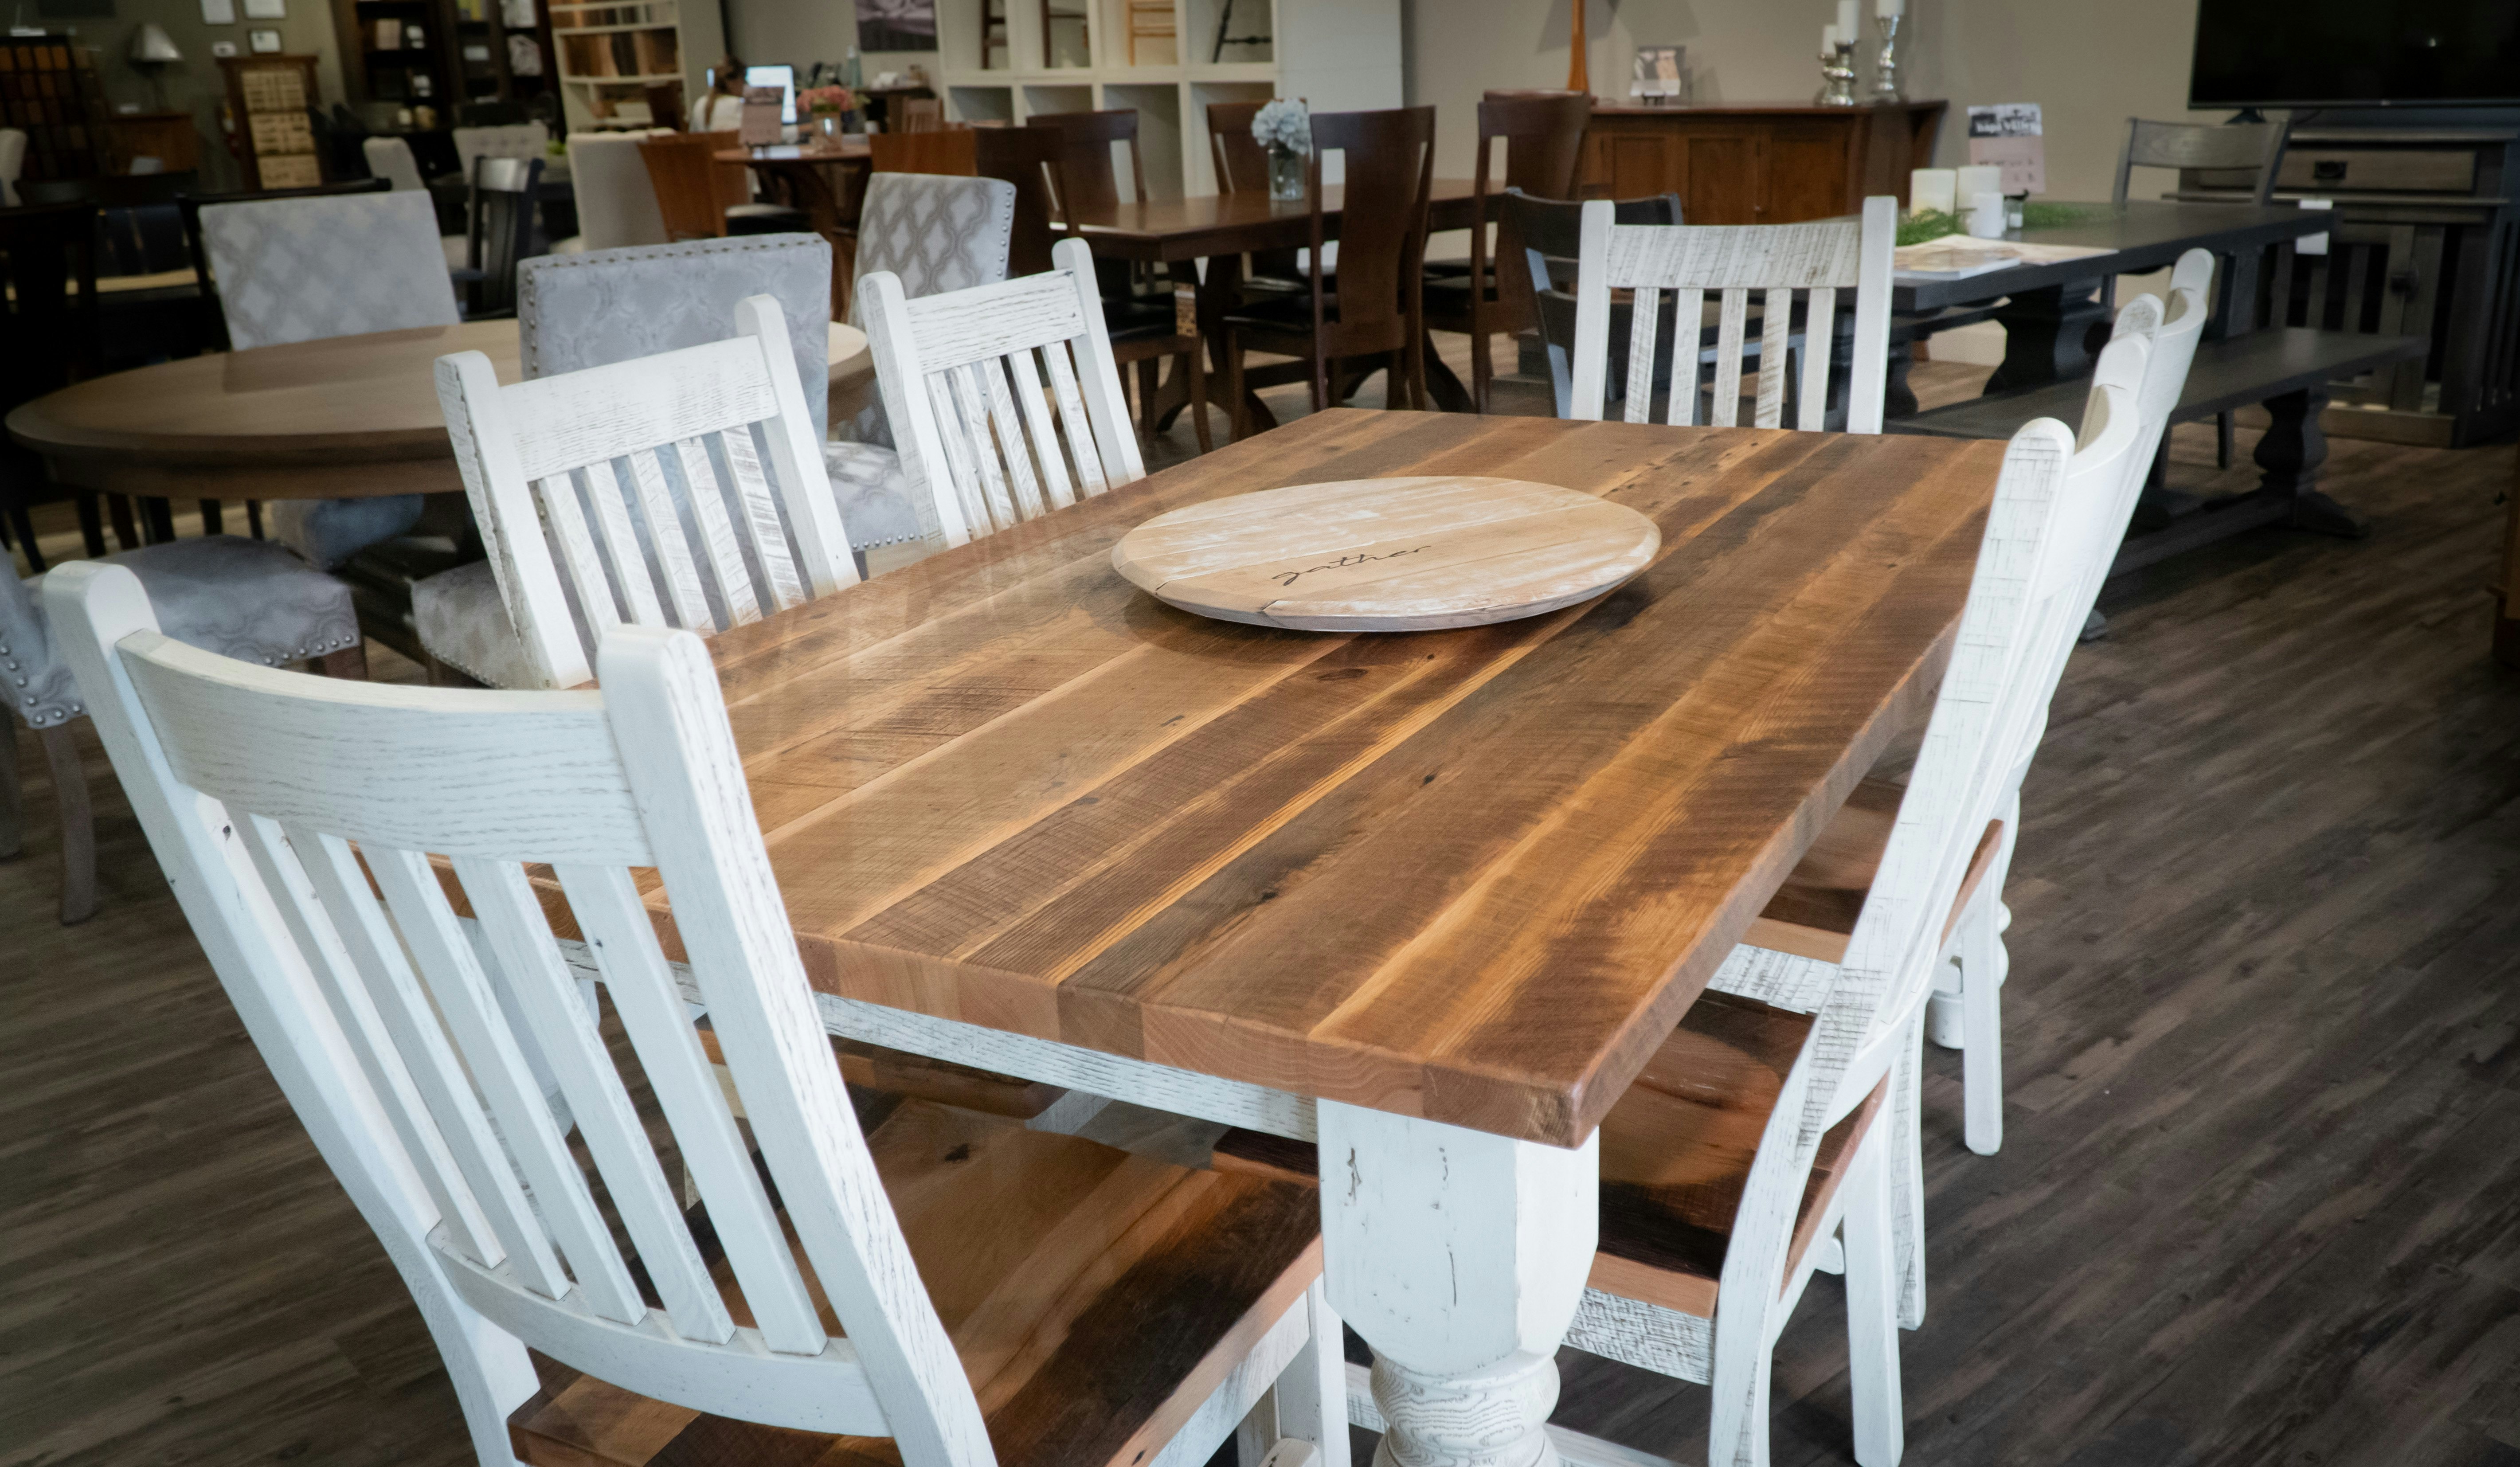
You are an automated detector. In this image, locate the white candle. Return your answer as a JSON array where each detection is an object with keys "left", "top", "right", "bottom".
[
  {"left": 1910, "top": 167, "right": 1957, "bottom": 214},
  {"left": 1822, "top": 22, "right": 1838, "bottom": 50},
  {"left": 1877, "top": 0, "right": 1902, "bottom": 16},
  {"left": 1956, "top": 164, "right": 2004, "bottom": 200},
  {"left": 1837, "top": 0, "right": 1859, "bottom": 43}
]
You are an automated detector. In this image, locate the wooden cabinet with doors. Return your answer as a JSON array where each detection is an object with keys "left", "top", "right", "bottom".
[{"left": 1579, "top": 102, "right": 1945, "bottom": 224}]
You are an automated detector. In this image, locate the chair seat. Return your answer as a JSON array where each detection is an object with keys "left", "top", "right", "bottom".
[
  {"left": 412, "top": 558, "right": 540, "bottom": 688},
  {"left": 1213, "top": 992, "right": 1885, "bottom": 1322},
  {"left": 1745, "top": 774, "right": 2005, "bottom": 965},
  {"left": 509, "top": 1099, "right": 1323, "bottom": 1467},
  {"left": 12, "top": 535, "right": 360, "bottom": 730}
]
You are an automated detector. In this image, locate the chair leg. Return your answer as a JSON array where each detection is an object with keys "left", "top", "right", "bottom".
[
  {"left": 315, "top": 642, "right": 371, "bottom": 681},
  {"left": 1471, "top": 324, "right": 1493, "bottom": 414},
  {"left": 2216, "top": 410, "right": 2234, "bottom": 469},
  {"left": 200, "top": 499, "right": 224, "bottom": 536},
  {"left": 1135, "top": 357, "right": 1161, "bottom": 445},
  {"left": 1892, "top": 1008, "right": 1928, "bottom": 1331},
  {"left": 75, "top": 494, "right": 107, "bottom": 558},
  {"left": 106, "top": 495, "right": 140, "bottom": 551},
  {"left": 1, "top": 715, "right": 23, "bottom": 861},
  {"left": 3, "top": 501, "right": 42, "bottom": 574},
  {"left": 1269, "top": 1280, "right": 1351, "bottom": 1467},
  {"left": 1842, "top": 1133, "right": 1906, "bottom": 1467},
  {"left": 1961, "top": 898, "right": 2006, "bottom": 1157},
  {"left": 246, "top": 500, "right": 265, "bottom": 540},
  {"left": 1185, "top": 345, "right": 1213, "bottom": 454},
  {"left": 39, "top": 724, "right": 96, "bottom": 925},
  {"left": 1227, "top": 329, "right": 1251, "bottom": 442}
]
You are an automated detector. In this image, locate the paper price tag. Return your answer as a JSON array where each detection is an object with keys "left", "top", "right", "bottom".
[{"left": 2297, "top": 198, "right": 2332, "bottom": 256}]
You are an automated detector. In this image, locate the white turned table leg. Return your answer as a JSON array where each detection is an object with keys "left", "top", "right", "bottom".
[{"left": 1316, "top": 1101, "right": 1600, "bottom": 1467}]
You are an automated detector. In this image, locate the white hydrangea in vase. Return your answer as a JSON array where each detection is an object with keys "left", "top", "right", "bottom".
[{"left": 1251, "top": 98, "right": 1311, "bottom": 201}]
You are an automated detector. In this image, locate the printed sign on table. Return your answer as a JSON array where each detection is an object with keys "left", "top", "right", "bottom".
[{"left": 1967, "top": 102, "right": 2046, "bottom": 195}]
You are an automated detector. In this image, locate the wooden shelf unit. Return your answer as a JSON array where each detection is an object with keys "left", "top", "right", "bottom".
[
  {"left": 0, "top": 38, "right": 113, "bottom": 187},
  {"left": 549, "top": 0, "right": 719, "bottom": 131}
]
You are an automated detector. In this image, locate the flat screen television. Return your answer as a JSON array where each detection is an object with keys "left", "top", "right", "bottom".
[{"left": 2191, "top": 0, "right": 2520, "bottom": 108}]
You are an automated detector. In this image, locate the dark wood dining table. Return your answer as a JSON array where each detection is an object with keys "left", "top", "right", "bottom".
[
  {"left": 603, "top": 406, "right": 2006, "bottom": 1467},
  {"left": 1069, "top": 179, "right": 1487, "bottom": 427}
]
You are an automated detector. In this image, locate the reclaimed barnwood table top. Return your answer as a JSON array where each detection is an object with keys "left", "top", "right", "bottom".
[
  {"left": 5, "top": 319, "right": 869, "bottom": 502},
  {"left": 693, "top": 409, "right": 2006, "bottom": 1146},
  {"left": 1069, "top": 178, "right": 1483, "bottom": 262}
]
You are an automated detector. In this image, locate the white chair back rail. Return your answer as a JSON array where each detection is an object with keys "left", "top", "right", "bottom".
[
  {"left": 1569, "top": 195, "right": 1897, "bottom": 434},
  {"left": 45, "top": 564, "right": 992, "bottom": 1467},
  {"left": 1690, "top": 355, "right": 2145, "bottom": 1464},
  {"left": 435, "top": 295, "right": 857, "bottom": 690},
  {"left": 860, "top": 235, "right": 1143, "bottom": 548}
]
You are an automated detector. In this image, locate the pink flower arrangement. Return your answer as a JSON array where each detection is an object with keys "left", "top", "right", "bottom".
[{"left": 799, "top": 85, "right": 856, "bottom": 114}]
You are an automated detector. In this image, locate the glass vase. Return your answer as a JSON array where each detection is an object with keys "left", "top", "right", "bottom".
[
  {"left": 815, "top": 112, "right": 843, "bottom": 144},
  {"left": 1268, "top": 145, "right": 1305, "bottom": 202}
]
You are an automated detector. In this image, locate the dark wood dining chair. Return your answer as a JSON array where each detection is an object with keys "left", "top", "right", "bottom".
[
  {"left": 869, "top": 128, "right": 978, "bottom": 176},
  {"left": 1030, "top": 110, "right": 1213, "bottom": 453},
  {"left": 1422, "top": 90, "right": 1592, "bottom": 411},
  {"left": 971, "top": 124, "right": 1070, "bottom": 275},
  {"left": 0, "top": 202, "right": 104, "bottom": 570},
  {"left": 639, "top": 129, "right": 755, "bottom": 241},
  {"left": 1221, "top": 106, "right": 1436, "bottom": 440},
  {"left": 1501, "top": 187, "right": 1685, "bottom": 419},
  {"left": 463, "top": 155, "right": 542, "bottom": 319}
]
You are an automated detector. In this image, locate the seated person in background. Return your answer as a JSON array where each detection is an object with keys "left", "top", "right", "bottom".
[{"left": 694, "top": 55, "right": 747, "bottom": 132}]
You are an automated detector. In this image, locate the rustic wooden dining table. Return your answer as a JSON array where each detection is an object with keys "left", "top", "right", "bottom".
[{"left": 642, "top": 407, "right": 2005, "bottom": 1467}]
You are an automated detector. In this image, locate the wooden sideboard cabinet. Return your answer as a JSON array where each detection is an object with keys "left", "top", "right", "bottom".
[{"left": 1579, "top": 102, "right": 1946, "bottom": 224}]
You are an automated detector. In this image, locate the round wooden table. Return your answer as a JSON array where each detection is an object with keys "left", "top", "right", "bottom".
[{"left": 6, "top": 318, "right": 872, "bottom": 502}]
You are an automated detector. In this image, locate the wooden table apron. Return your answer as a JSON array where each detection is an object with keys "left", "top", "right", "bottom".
[
  {"left": 550, "top": 409, "right": 2001, "bottom": 1466},
  {"left": 5, "top": 319, "right": 872, "bottom": 503}
]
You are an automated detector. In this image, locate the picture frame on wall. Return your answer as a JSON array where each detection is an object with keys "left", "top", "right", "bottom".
[
  {"left": 201, "top": 0, "right": 237, "bottom": 23},
  {"left": 1632, "top": 45, "right": 1687, "bottom": 104},
  {"left": 242, "top": 0, "right": 285, "bottom": 19},
  {"left": 853, "top": 0, "right": 936, "bottom": 52},
  {"left": 248, "top": 26, "right": 282, "bottom": 50}
]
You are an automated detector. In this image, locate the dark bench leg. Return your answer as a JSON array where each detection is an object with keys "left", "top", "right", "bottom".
[
  {"left": 1983, "top": 280, "right": 2113, "bottom": 395},
  {"left": 1884, "top": 340, "right": 1918, "bottom": 419},
  {"left": 2258, "top": 384, "right": 2363, "bottom": 538}
]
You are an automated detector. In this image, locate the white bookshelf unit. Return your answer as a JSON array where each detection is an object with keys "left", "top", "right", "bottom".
[
  {"left": 550, "top": 0, "right": 724, "bottom": 131},
  {"left": 940, "top": 0, "right": 1399, "bottom": 197}
]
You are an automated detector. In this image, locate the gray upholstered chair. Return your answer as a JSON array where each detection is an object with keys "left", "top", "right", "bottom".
[
  {"left": 2, "top": 538, "right": 360, "bottom": 924},
  {"left": 197, "top": 188, "right": 465, "bottom": 569},
  {"left": 412, "top": 233, "right": 838, "bottom": 686},
  {"left": 555, "top": 129, "right": 671, "bottom": 254},
  {"left": 827, "top": 172, "right": 1016, "bottom": 555}
]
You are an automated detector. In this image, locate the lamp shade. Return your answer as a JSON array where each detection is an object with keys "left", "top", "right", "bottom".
[{"left": 130, "top": 23, "right": 182, "bottom": 64}]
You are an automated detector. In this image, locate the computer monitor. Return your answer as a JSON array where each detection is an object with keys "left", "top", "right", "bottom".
[{"left": 746, "top": 63, "right": 797, "bottom": 124}]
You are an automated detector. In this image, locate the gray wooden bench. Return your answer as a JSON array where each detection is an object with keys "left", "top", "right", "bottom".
[{"left": 1890, "top": 326, "right": 2427, "bottom": 576}]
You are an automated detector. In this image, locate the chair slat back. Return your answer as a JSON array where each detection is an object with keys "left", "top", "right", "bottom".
[
  {"left": 1305, "top": 106, "right": 1437, "bottom": 351},
  {"left": 1206, "top": 100, "right": 1270, "bottom": 194},
  {"left": 861, "top": 235, "right": 1141, "bottom": 547},
  {"left": 870, "top": 128, "right": 979, "bottom": 175},
  {"left": 437, "top": 297, "right": 856, "bottom": 689},
  {"left": 971, "top": 125, "right": 1072, "bottom": 275},
  {"left": 468, "top": 154, "right": 542, "bottom": 317},
  {"left": 1036, "top": 108, "right": 1146, "bottom": 214},
  {"left": 47, "top": 572, "right": 993, "bottom": 1463},
  {"left": 2115, "top": 117, "right": 2289, "bottom": 206},
  {"left": 1570, "top": 195, "right": 1896, "bottom": 433}
]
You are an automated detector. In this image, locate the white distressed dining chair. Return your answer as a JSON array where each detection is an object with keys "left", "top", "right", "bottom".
[
  {"left": 1923, "top": 246, "right": 2217, "bottom": 1154},
  {"left": 430, "top": 293, "right": 854, "bottom": 690},
  {"left": 45, "top": 564, "right": 1350, "bottom": 1467},
  {"left": 858, "top": 235, "right": 1143, "bottom": 549},
  {"left": 1569, "top": 195, "right": 1898, "bottom": 434},
  {"left": 1218, "top": 359, "right": 2149, "bottom": 1467}
]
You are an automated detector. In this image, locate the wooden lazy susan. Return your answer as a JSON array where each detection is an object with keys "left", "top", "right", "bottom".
[{"left": 1111, "top": 476, "right": 1662, "bottom": 632}]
